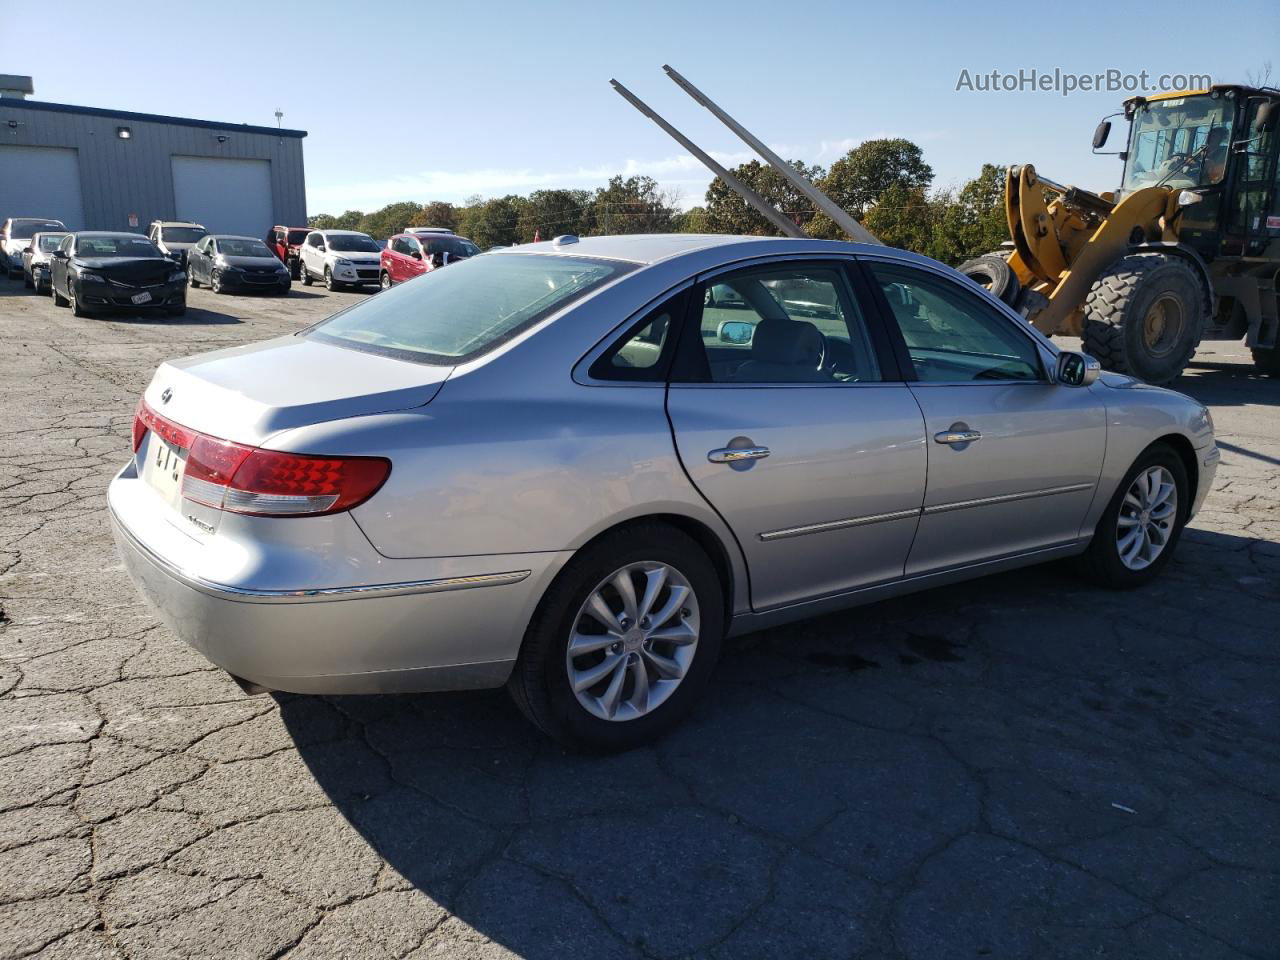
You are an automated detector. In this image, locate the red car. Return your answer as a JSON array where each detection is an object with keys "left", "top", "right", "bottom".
[
  {"left": 379, "top": 232, "right": 480, "bottom": 289},
  {"left": 266, "top": 226, "right": 311, "bottom": 279}
]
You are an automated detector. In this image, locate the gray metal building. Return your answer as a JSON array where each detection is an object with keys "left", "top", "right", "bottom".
[{"left": 0, "top": 76, "right": 307, "bottom": 237}]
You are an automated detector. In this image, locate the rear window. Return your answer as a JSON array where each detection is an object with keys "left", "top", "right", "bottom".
[
  {"left": 310, "top": 253, "right": 634, "bottom": 365},
  {"left": 161, "top": 226, "right": 207, "bottom": 243},
  {"left": 12, "top": 220, "right": 65, "bottom": 239},
  {"left": 287, "top": 229, "right": 309, "bottom": 244}
]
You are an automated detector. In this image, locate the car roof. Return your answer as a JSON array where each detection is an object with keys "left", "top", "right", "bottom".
[
  {"left": 505, "top": 233, "right": 932, "bottom": 268},
  {"left": 154, "top": 221, "right": 204, "bottom": 227},
  {"left": 75, "top": 231, "right": 152, "bottom": 238},
  {"left": 315, "top": 229, "right": 371, "bottom": 236},
  {"left": 209, "top": 234, "right": 264, "bottom": 241}
]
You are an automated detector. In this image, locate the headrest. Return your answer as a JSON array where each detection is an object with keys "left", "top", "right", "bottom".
[{"left": 751, "top": 318, "right": 824, "bottom": 366}]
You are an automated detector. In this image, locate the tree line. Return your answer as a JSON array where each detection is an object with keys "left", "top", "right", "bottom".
[{"left": 308, "top": 139, "right": 1010, "bottom": 266}]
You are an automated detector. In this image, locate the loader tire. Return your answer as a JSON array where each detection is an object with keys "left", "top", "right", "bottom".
[
  {"left": 1082, "top": 254, "right": 1204, "bottom": 385},
  {"left": 958, "top": 253, "right": 1020, "bottom": 307},
  {"left": 1251, "top": 347, "right": 1280, "bottom": 377}
]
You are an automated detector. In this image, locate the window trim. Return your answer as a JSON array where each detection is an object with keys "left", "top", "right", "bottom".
[
  {"left": 669, "top": 255, "right": 902, "bottom": 387},
  {"left": 855, "top": 254, "right": 1055, "bottom": 386},
  {"left": 585, "top": 287, "right": 693, "bottom": 383}
]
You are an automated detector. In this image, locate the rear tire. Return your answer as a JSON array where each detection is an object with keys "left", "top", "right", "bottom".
[
  {"left": 1075, "top": 442, "right": 1189, "bottom": 589},
  {"left": 1251, "top": 347, "right": 1280, "bottom": 377},
  {"left": 288, "top": 256, "right": 301, "bottom": 281},
  {"left": 508, "top": 524, "right": 725, "bottom": 752},
  {"left": 1082, "top": 254, "right": 1204, "bottom": 384},
  {"left": 958, "top": 253, "right": 1020, "bottom": 307}
]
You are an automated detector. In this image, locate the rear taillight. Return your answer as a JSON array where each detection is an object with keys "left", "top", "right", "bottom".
[{"left": 132, "top": 400, "right": 390, "bottom": 517}]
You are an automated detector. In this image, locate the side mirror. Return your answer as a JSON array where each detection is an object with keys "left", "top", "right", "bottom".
[
  {"left": 1256, "top": 100, "right": 1278, "bottom": 133},
  {"left": 51, "top": 249, "right": 68, "bottom": 260},
  {"left": 1056, "top": 350, "right": 1100, "bottom": 387},
  {"left": 717, "top": 320, "right": 755, "bottom": 345},
  {"left": 410, "top": 250, "right": 422, "bottom": 260},
  {"left": 1092, "top": 120, "right": 1112, "bottom": 150}
]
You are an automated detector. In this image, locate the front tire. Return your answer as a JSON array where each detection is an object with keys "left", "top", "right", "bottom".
[
  {"left": 67, "top": 282, "right": 90, "bottom": 317},
  {"left": 52, "top": 276, "right": 68, "bottom": 307},
  {"left": 188, "top": 269, "right": 200, "bottom": 289},
  {"left": 380, "top": 271, "right": 392, "bottom": 291},
  {"left": 1076, "top": 443, "right": 1189, "bottom": 588},
  {"left": 1082, "top": 254, "right": 1204, "bottom": 384},
  {"left": 324, "top": 266, "right": 340, "bottom": 291},
  {"left": 508, "top": 524, "right": 724, "bottom": 752},
  {"left": 210, "top": 271, "right": 225, "bottom": 295},
  {"left": 299, "top": 262, "right": 313, "bottom": 286}
]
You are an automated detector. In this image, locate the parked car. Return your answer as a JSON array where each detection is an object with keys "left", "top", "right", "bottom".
[
  {"left": 379, "top": 232, "right": 480, "bottom": 289},
  {"left": 297, "top": 230, "right": 381, "bottom": 290},
  {"left": 1, "top": 217, "right": 67, "bottom": 278},
  {"left": 266, "top": 225, "right": 310, "bottom": 279},
  {"left": 147, "top": 221, "right": 208, "bottom": 268},
  {"left": 187, "top": 235, "right": 291, "bottom": 295},
  {"left": 22, "top": 231, "right": 72, "bottom": 293},
  {"left": 110, "top": 235, "right": 1217, "bottom": 750},
  {"left": 50, "top": 231, "right": 186, "bottom": 318}
]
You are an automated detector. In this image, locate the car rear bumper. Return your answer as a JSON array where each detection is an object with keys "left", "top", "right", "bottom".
[{"left": 108, "top": 462, "right": 569, "bottom": 694}]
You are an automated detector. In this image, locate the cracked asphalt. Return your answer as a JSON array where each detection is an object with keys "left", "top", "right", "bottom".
[{"left": 1, "top": 276, "right": 1277, "bottom": 960}]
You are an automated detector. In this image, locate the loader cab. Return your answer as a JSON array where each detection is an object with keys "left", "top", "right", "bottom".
[{"left": 1116, "top": 87, "right": 1280, "bottom": 260}]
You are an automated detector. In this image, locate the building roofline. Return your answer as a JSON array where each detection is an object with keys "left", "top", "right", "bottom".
[{"left": 0, "top": 97, "right": 307, "bottom": 138}]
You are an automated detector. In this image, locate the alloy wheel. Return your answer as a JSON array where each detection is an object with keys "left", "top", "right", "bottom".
[
  {"left": 565, "top": 561, "right": 700, "bottom": 722},
  {"left": 1116, "top": 465, "right": 1178, "bottom": 570}
]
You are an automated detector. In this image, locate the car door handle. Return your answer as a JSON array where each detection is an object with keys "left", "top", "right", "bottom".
[
  {"left": 934, "top": 428, "right": 982, "bottom": 446},
  {"left": 708, "top": 445, "right": 770, "bottom": 463}
]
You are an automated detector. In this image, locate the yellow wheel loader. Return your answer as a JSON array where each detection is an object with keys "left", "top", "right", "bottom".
[{"left": 959, "top": 85, "right": 1280, "bottom": 383}]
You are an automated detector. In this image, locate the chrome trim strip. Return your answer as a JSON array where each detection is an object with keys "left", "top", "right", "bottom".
[
  {"left": 759, "top": 508, "right": 921, "bottom": 542},
  {"left": 923, "top": 482, "right": 1094, "bottom": 516},
  {"left": 110, "top": 503, "right": 531, "bottom": 604}
]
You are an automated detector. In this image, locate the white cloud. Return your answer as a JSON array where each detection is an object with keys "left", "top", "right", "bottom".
[{"left": 305, "top": 131, "right": 950, "bottom": 213}]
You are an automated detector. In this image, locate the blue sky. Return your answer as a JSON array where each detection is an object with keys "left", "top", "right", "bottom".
[{"left": 5, "top": 0, "right": 1276, "bottom": 216}]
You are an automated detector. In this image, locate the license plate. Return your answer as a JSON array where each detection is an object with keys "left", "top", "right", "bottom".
[
  {"left": 142, "top": 434, "right": 187, "bottom": 508},
  {"left": 131, "top": 291, "right": 153, "bottom": 305}
]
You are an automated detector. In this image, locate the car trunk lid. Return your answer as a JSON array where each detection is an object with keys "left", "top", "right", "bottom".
[{"left": 144, "top": 334, "right": 451, "bottom": 446}]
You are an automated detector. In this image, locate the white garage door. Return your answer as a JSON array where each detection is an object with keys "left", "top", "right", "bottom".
[
  {"left": 172, "top": 156, "right": 273, "bottom": 237},
  {"left": 0, "top": 146, "right": 86, "bottom": 230}
]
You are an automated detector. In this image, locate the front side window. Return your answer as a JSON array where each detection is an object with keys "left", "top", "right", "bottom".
[
  {"left": 682, "top": 263, "right": 881, "bottom": 384},
  {"left": 311, "top": 253, "right": 633, "bottom": 365},
  {"left": 38, "top": 234, "right": 69, "bottom": 252},
  {"left": 869, "top": 264, "right": 1043, "bottom": 382}
]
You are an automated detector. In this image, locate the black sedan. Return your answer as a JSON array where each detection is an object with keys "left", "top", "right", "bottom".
[
  {"left": 187, "top": 235, "right": 291, "bottom": 295},
  {"left": 49, "top": 233, "right": 186, "bottom": 318}
]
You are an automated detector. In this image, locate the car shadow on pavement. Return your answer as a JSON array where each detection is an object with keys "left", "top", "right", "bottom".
[
  {"left": 102, "top": 307, "right": 244, "bottom": 325},
  {"left": 279, "top": 527, "right": 1279, "bottom": 959}
]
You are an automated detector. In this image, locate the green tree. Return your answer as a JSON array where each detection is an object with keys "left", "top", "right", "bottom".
[
  {"left": 820, "top": 139, "right": 934, "bottom": 221},
  {"left": 861, "top": 183, "right": 942, "bottom": 254},
  {"left": 456, "top": 195, "right": 524, "bottom": 248},
  {"left": 702, "top": 159, "right": 825, "bottom": 236},
  {"left": 307, "top": 211, "right": 363, "bottom": 230},
  {"left": 356, "top": 202, "right": 424, "bottom": 241},
  {"left": 517, "top": 189, "right": 591, "bottom": 241},
  {"left": 675, "top": 206, "right": 713, "bottom": 233},
  {"left": 410, "top": 201, "right": 460, "bottom": 232},
  {"left": 584, "top": 176, "right": 678, "bottom": 235},
  {"left": 927, "top": 164, "right": 1008, "bottom": 265}
]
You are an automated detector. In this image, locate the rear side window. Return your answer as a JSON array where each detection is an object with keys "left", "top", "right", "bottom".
[
  {"left": 868, "top": 264, "right": 1043, "bottom": 382},
  {"left": 311, "top": 253, "right": 634, "bottom": 365},
  {"left": 590, "top": 290, "right": 690, "bottom": 382}
]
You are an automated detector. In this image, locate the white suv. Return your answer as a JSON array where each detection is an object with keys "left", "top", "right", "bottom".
[
  {"left": 1, "top": 217, "right": 67, "bottom": 278},
  {"left": 298, "top": 230, "right": 383, "bottom": 290},
  {"left": 147, "top": 221, "right": 208, "bottom": 267}
]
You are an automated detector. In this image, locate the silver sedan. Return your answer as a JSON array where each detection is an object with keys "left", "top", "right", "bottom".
[{"left": 110, "top": 235, "right": 1218, "bottom": 750}]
